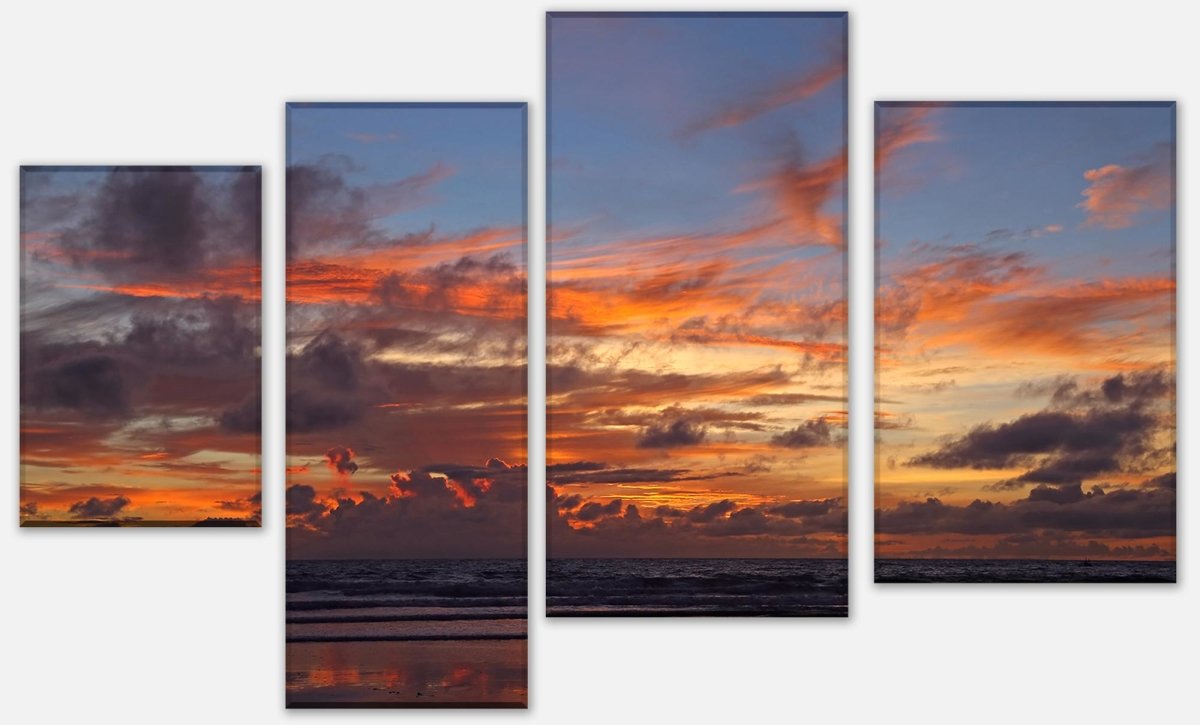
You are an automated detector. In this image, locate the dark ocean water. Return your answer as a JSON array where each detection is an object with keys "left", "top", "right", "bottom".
[
  {"left": 286, "top": 559, "right": 527, "bottom": 640},
  {"left": 547, "top": 558, "right": 848, "bottom": 616},
  {"left": 875, "top": 559, "right": 1176, "bottom": 583}
]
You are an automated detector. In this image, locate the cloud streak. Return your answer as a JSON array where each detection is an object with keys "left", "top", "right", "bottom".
[
  {"left": 681, "top": 51, "right": 845, "bottom": 137},
  {"left": 1079, "top": 145, "right": 1172, "bottom": 229}
]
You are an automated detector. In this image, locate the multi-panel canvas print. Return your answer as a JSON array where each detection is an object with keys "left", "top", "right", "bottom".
[
  {"left": 546, "top": 12, "right": 849, "bottom": 615},
  {"left": 284, "top": 103, "right": 528, "bottom": 707},
  {"left": 19, "top": 166, "right": 262, "bottom": 526},
  {"left": 874, "top": 102, "right": 1176, "bottom": 583}
]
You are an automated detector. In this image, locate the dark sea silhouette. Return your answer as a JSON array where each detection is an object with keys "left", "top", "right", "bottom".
[
  {"left": 876, "top": 559, "right": 1175, "bottom": 583},
  {"left": 547, "top": 558, "right": 848, "bottom": 616}
]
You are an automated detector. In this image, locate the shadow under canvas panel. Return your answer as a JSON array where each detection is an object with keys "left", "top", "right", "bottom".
[
  {"left": 19, "top": 165, "right": 262, "bottom": 527},
  {"left": 874, "top": 102, "right": 1176, "bottom": 583},
  {"left": 546, "top": 12, "right": 849, "bottom": 616},
  {"left": 284, "top": 103, "right": 528, "bottom": 707}
]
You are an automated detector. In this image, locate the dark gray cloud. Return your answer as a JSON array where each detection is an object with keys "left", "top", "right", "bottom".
[
  {"left": 912, "top": 411, "right": 1119, "bottom": 469},
  {"left": 547, "top": 462, "right": 737, "bottom": 485},
  {"left": 373, "top": 253, "right": 524, "bottom": 313},
  {"left": 770, "top": 498, "right": 842, "bottom": 518},
  {"left": 285, "top": 391, "right": 362, "bottom": 433},
  {"left": 325, "top": 446, "right": 358, "bottom": 475},
  {"left": 216, "top": 491, "right": 263, "bottom": 513},
  {"left": 687, "top": 499, "right": 737, "bottom": 523},
  {"left": 576, "top": 499, "right": 624, "bottom": 522},
  {"left": 68, "top": 495, "right": 131, "bottom": 518},
  {"left": 910, "top": 370, "right": 1173, "bottom": 487},
  {"left": 281, "top": 329, "right": 527, "bottom": 439},
  {"left": 547, "top": 363, "right": 791, "bottom": 409},
  {"left": 701, "top": 507, "right": 772, "bottom": 536},
  {"left": 283, "top": 333, "right": 374, "bottom": 433},
  {"left": 388, "top": 470, "right": 450, "bottom": 500},
  {"left": 26, "top": 353, "right": 129, "bottom": 416},
  {"left": 292, "top": 333, "right": 368, "bottom": 391},
  {"left": 556, "top": 493, "right": 584, "bottom": 511},
  {"left": 24, "top": 296, "right": 260, "bottom": 422},
  {"left": 770, "top": 418, "right": 837, "bottom": 448},
  {"left": 1101, "top": 371, "right": 1172, "bottom": 404},
  {"left": 288, "top": 459, "right": 527, "bottom": 559},
  {"left": 875, "top": 477, "right": 1174, "bottom": 539},
  {"left": 407, "top": 459, "right": 528, "bottom": 504},
  {"left": 120, "top": 297, "right": 259, "bottom": 367},
  {"left": 286, "top": 155, "right": 448, "bottom": 251},
  {"left": 227, "top": 168, "right": 263, "bottom": 253},
  {"left": 546, "top": 461, "right": 607, "bottom": 474},
  {"left": 220, "top": 394, "right": 262, "bottom": 433},
  {"left": 286, "top": 484, "right": 323, "bottom": 516},
  {"left": 636, "top": 419, "right": 707, "bottom": 448},
  {"left": 596, "top": 405, "right": 767, "bottom": 433},
  {"left": 547, "top": 489, "right": 847, "bottom": 558},
  {"left": 1027, "top": 484, "right": 1088, "bottom": 505},
  {"left": 1146, "top": 471, "right": 1176, "bottom": 490},
  {"left": 286, "top": 156, "right": 371, "bottom": 249},
  {"left": 80, "top": 168, "right": 207, "bottom": 272},
  {"left": 53, "top": 166, "right": 260, "bottom": 277}
]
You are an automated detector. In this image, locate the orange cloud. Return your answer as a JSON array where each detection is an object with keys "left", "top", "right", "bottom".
[
  {"left": 877, "top": 245, "right": 1040, "bottom": 335},
  {"left": 757, "top": 148, "right": 847, "bottom": 248},
  {"left": 24, "top": 238, "right": 137, "bottom": 264},
  {"left": 876, "top": 106, "right": 939, "bottom": 172},
  {"left": 931, "top": 276, "right": 1174, "bottom": 361},
  {"left": 550, "top": 244, "right": 843, "bottom": 341},
  {"left": 879, "top": 243, "right": 1174, "bottom": 364},
  {"left": 60, "top": 262, "right": 261, "bottom": 301},
  {"left": 1079, "top": 151, "right": 1172, "bottom": 228},
  {"left": 285, "top": 228, "right": 526, "bottom": 319},
  {"left": 681, "top": 52, "right": 845, "bottom": 137},
  {"left": 669, "top": 328, "right": 846, "bottom": 361}
]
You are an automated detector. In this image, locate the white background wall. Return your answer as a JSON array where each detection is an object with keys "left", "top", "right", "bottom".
[{"left": 1, "top": 1, "right": 1194, "bottom": 722}]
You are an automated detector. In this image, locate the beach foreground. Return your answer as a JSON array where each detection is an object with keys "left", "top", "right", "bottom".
[{"left": 286, "top": 639, "right": 527, "bottom": 708}]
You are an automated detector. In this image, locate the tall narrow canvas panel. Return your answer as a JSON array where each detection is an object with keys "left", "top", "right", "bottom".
[
  {"left": 547, "top": 12, "right": 850, "bottom": 616},
  {"left": 874, "top": 102, "right": 1176, "bottom": 583},
  {"left": 20, "top": 165, "right": 262, "bottom": 527},
  {"left": 285, "top": 103, "right": 528, "bottom": 707}
]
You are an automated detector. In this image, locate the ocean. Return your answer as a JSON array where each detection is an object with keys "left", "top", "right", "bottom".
[
  {"left": 875, "top": 559, "right": 1176, "bottom": 583},
  {"left": 286, "top": 559, "right": 526, "bottom": 707},
  {"left": 547, "top": 558, "right": 848, "bottom": 616}
]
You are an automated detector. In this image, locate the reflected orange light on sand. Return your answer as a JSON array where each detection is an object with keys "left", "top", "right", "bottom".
[{"left": 286, "top": 640, "right": 527, "bottom": 704}]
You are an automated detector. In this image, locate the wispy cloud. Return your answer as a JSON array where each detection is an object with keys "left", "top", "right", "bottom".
[
  {"left": 680, "top": 51, "right": 845, "bottom": 138},
  {"left": 345, "top": 131, "right": 402, "bottom": 144},
  {"left": 876, "top": 106, "right": 939, "bottom": 173},
  {"left": 1079, "top": 145, "right": 1172, "bottom": 228}
]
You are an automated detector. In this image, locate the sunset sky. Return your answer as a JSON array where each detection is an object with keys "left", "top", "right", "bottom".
[
  {"left": 547, "top": 13, "right": 849, "bottom": 558},
  {"left": 20, "top": 166, "right": 262, "bottom": 525},
  {"left": 875, "top": 102, "right": 1176, "bottom": 560},
  {"left": 285, "top": 103, "right": 527, "bottom": 559}
]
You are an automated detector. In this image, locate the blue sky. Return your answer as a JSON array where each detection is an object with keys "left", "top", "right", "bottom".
[
  {"left": 550, "top": 14, "right": 846, "bottom": 253},
  {"left": 879, "top": 103, "right": 1173, "bottom": 280},
  {"left": 288, "top": 104, "right": 525, "bottom": 237}
]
